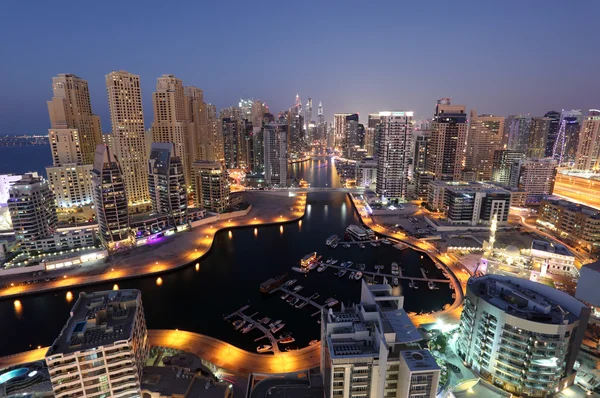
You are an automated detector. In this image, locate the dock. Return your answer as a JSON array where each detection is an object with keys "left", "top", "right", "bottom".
[
  {"left": 321, "top": 263, "right": 451, "bottom": 283},
  {"left": 273, "top": 287, "right": 325, "bottom": 312},
  {"left": 226, "top": 306, "right": 281, "bottom": 353}
]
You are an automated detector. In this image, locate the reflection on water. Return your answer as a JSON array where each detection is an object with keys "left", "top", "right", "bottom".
[
  {"left": 66, "top": 291, "right": 73, "bottom": 302},
  {"left": 13, "top": 300, "right": 22, "bottom": 318}
]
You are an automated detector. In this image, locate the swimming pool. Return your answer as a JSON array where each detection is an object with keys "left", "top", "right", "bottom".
[{"left": 0, "top": 368, "right": 28, "bottom": 384}]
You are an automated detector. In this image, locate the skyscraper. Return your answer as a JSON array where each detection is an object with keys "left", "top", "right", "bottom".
[
  {"left": 413, "top": 129, "right": 431, "bottom": 172},
  {"left": 334, "top": 113, "right": 350, "bottom": 149},
  {"left": 150, "top": 75, "right": 191, "bottom": 188},
  {"left": 574, "top": 109, "right": 600, "bottom": 171},
  {"left": 105, "top": 71, "right": 149, "bottom": 209},
  {"left": 491, "top": 150, "right": 525, "bottom": 186},
  {"left": 148, "top": 143, "right": 188, "bottom": 226},
  {"left": 183, "top": 85, "right": 209, "bottom": 165},
  {"left": 222, "top": 117, "right": 245, "bottom": 168},
  {"left": 92, "top": 144, "right": 130, "bottom": 249},
  {"left": 517, "top": 158, "right": 558, "bottom": 204},
  {"left": 264, "top": 123, "right": 288, "bottom": 187},
  {"left": 427, "top": 98, "right": 467, "bottom": 181},
  {"left": 343, "top": 114, "right": 360, "bottom": 159},
  {"left": 559, "top": 109, "right": 583, "bottom": 165},
  {"left": 305, "top": 97, "right": 313, "bottom": 131},
  {"left": 368, "top": 113, "right": 382, "bottom": 160},
  {"left": 465, "top": 111, "right": 505, "bottom": 181},
  {"left": 8, "top": 174, "right": 58, "bottom": 253},
  {"left": 47, "top": 74, "right": 102, "bottom": 164},
  {"left": 504, "top": 114, "right": 532, "bottom": 152},
  {"left": 527, "top": 117, "right": 551, "bottom": 159},
  {"left": 544, "top": 110, "right": 561, "bottom": 158},
  {"left": 375, "top": 111, "right": 413, "bottom": 200},
  {"left": 192, "top": 161, "right": 230, "bottom": 213},
  {"left": 45, "top": 289, "right": 149, "bottom": 398}
]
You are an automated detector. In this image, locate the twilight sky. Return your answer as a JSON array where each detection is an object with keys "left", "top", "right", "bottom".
[{"left": 1, "top": 0, "right": 599, "bottom": 134}]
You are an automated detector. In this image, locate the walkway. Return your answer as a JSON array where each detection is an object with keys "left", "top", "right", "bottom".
[
  {"left": 322, "top": 263, "right": 451, "bottom": 283},
  {"left": 0, "top": 329, "right": 322, "bottom": 375},
  {"left": 273, "top": 287, "right": 324, "bottom": 312},
  {"left": 225, "top": 306, "right": 281, "bottom": 353}
]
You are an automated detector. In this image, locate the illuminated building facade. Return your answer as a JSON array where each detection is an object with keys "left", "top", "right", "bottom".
[
  {"left": 263, "top": 123, "right": 288, "bottom": 187},
  {"left": 575, "top": 110, "right": 600, "bottom": 171},
  {"left": 491, "top": 150, "right": 525, "bottom": 187},
  {"left": 516, "top": 158, "right": 557, "bottom": 204},
  {"left": 457, "top": 275, "right": 590, "bottom": 397},
  {"left": 527, "top": 117, "right": 551, "bottom": 158},
  {"left": 464, "top": 111, "right": 505, "bottom": 181},
  {"left": 192, "top": 161, "right": 230, "bottom": 213},
  {"left": 504, "top": 114, "right": 531, "bottom": 152}
]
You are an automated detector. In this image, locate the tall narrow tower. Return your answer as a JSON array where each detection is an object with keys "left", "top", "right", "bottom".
[
  {"left": 105, "top": 70, "right": 149, "bottom": 209},
  {"left": 318, "top": 102, "right": 324, "bottom": 124}
]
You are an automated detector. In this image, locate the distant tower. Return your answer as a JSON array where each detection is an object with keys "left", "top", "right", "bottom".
[
  {"left": 552, "top": 119, "right": 567, "bottom": 164},
  {"left": 318, "top": 102, "right": 324, "bottom": 124},
  {"left": 305, "top": 97, "right": 312, "bottom": 131},
  {"left": 295, "top": 94, "right": 301, "bottom": 110}
]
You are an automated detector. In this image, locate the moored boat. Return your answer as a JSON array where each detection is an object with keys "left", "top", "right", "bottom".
[
  {"left": 293, "top": 285, "right": 303, "bottom": 292},
  {"left": 279, "top": 336, "right": 295, "bottom": 344},
  {"left": 428, "top": 281, "right": 435, "bottom": 290},
  {"left": 355, "top": 271, "right": 363, "bottom": 280},
  {"left": 281, "top": 293, "right": 289, "bottom": 300},
  {"left": 309, "top": 339, "right": 319, "bottom": 346},
  {"left": 261, "top": 317, "right": 271, "bottom": 325},
  {"left": 284, "top": 279, "right": 297, "bottom": 287},
  {"left": 349, "top": 271, "right": 355, "bottom": 279},
  {"left": 233, "top": 320, "right": 245, "bottom": 330},
  {"left": 330, "top": 259, "right": 339, "bottom": 265},
  {"left": 338, "top": 270, "right": 347, "bottom": 278},
  {"left": 257, "top": 344, "right": 272, "bottom": 353},
  {"left": 393, "top": 277, "right": 399, "bottom": 286},
  {"left": 241, "top": 323, "right": 254, "bottom": 333},
  {"left": 271, "top": 323, "right": 285, "bottom": 334}
]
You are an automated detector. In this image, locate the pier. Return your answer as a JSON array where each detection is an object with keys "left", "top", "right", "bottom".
[
  {"left": 273, "top": 287, "right": 325, "bottom": 312},
  {"left": 321, "top": 263, "right": 451, "bottom": 283},
  {"left": 225, "top": 306, "right": 281, "bottom": 353}
]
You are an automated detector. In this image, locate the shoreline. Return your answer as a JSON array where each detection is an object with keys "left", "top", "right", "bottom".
[{"left": 0, "top": 191, "right": 308, "bottom": 300}]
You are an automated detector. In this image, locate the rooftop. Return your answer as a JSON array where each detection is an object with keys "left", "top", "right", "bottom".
[
  {"left": 400, "top": 350, "right": 440, "bottom": 372},
  {"left": 142, "top": 366, "right": 229, "bottom": 398},
  {"left": 531, "top": 239, "right": 572, "bottom": 257},
  {"left": 468, "top": 275, "right": 586, "bottom": 325},
  {"left": 46, "top": 290, "right": 140, "bottom": 357}
]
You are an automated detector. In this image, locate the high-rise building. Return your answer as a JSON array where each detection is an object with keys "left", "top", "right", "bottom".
[
  {"left": 47, "top": 74, "right": 102, "bottom": 165},
  {"left": 368, "top": 113, "right": 383, "bottom": 160},
  {"left": 0, "top": 174, "right": 22, "bottom": 205},
  {"left": 222, "top": 117, "right": 245, "bottom": 169},
  {"left": 375, "top": 111, "right": 413, "bottom": 200},
  {"left": 321, "top": 281, "right": 440, "bottom": 398},
  {"left": 558, "top": 109, "right": 583, "bottom": 165},
  {"left": 264, "top": 123, "right": 288, "bottom": 187},
  {"left": 45, "top": 289, "right": 149, "bottom": 398},
  {"left": 8, "top": 174, "right": 58, "bottom": 252},
  {"left": 183, "top": 86, "right": 210, "bottom": 168},
  {"left": 527, "top": 117, "right": 551, "bottom": 159},
  {"left": 544, "top": 110, "right": 561, "bottom": 158},
  {"left": 504, "top": 114, "right": 532, "bottom": 152},
  {"left": 465, "top": 111, "right": 505, "bottom": 181},
  {"left": 413, "top": 129, "right": 431, "bottom": 172},
  {"left": 356, "top": 158, "right": 377, "bottom": 189},
  {"left": 343, "top": 114, "right": 360, "bottom": 159},
  {"left": 304, "top": 97, "right": 313, "bottom": 131},
  {"left": 105, "top": 70, "right": 149, "bottom": 209},
  {"left": 192, "top": 161, "right": 230, "bottom": 213},
  {"left": 457, "top": 274, "right": 590, "bottom": 397},
  {"left": 517, "top": 158, "right": 558, "bottom": 204},
  {"left": 150, "top": 75, "right": 191, "bottom": 188},
  {"left": 207, "top": 104, "right": 224, "bottom": 161},
  {"left": 491, "top": 150, "right": 525, "bottom": 187},
  {"left": 148, "top": 143, "right": 188, "bottom": 226},
  {"left": 92, "top": 144, "right": 130, "bottom": 249},
  {"left": 334, "top": 113, "right": 350, "bottom": 149},
  {"left": 427, "top": 98, "right": 467, "bottom": 181},
  {"left": 575, "top": 109, "right": 600, "bottom": 171}
]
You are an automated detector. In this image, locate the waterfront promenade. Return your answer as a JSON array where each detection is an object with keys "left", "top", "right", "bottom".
[
  {"left": 0, "top": 191, "right": 307, "bottom": 299},
  {"left": 0, "top": 329, "right": 322, "bottom": 375}
]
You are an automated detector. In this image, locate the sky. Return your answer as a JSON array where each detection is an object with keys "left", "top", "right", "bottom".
[{"left": 1, "top": 0, "right": 599, "bottom": 134}]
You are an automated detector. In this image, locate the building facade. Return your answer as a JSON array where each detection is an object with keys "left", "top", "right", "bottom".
[
  {"left": 504, "top": 114, "right": 531, "bottom": 152},
  {"left": 457, "top": 275, "right": 590, "bottom": 397},
  {"left": 92, "top": 144, "right": 130, "bottom": 250},
  {"left": 148, "top": 143, "right": 188, "bottom": 226},
  {"left": 263, "top": 123, "right": 288, "bottom": 187},
  {"left": 375, "top": 111, "right": 413, "bottom": 200},
  {"left": 356, "top": 158, "right": 377, "bottom": 189},
  {"left": 192, "top": 161, "right": 230, "bottom": 213},
  {"left": 491, "top": 150, "right": 525, "bottom": 187},
  {"left": 45, "top": 290, "right": 149, "bottom": 398},
  {"left": 427, "top": 98, "right": 467, "bottom": 181},
  {"left": 465, "top": 112, "right": 505, "bottom": 181},
  {"left": 575, "top": 110, "right": 600, "bottom": 171},
  {"left": 105, "top": 70, "right": 150, "bottom": 209},
  {"left": 517, "top": 158, "right": 557, "bottom": 204},
  {"left": 527, "top": 117, "right": 551, "bottom": 159},
  {"left": 8, "top": 174, "right": 58, "bottom": 252}
]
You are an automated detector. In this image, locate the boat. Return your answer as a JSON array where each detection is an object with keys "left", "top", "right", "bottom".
[
  {"left": 271, "top": 323, "right": 285, "bottom": 334},
  {"left": 286, "top": 295, "right": 295, "bottom": 303},
  {"left": 308, "top": 262, "right": 319, "bottom": 270},
  {"left": 408, "top": 281, "right": 414, "bottom": 288},
  {"left": 355, "top": 271, "right": 363, "bottom": 280},
  {"left": 370, "top": 242, "right": 379, "bottom": 247},
  {"left": 296, "top": 300, "right": 308, "bottom": 309},
  {"left": 257, "top": 345, "right": 272, "bottom": 353},
  {"left": 346, "top": 261, "right": 353, "bottom": 268},
  {"left": 391, "top": 262, "right": 399, "bottom": 275},
  {"left": 309, "top": 340, "right": 319, "bottom": 346},
  {"left": 359, "top": 263, "right": 366, "bottom": 270},
  {"left": 301, "top": 252, "right": 318, "bottom": 267},
  {"left": 261, "top": 317, "right": 271, "bottom": 325},
  {"left": 284, "top": 279, "right": 297, "bottom": 287},
  {"left": 326, "top": 258, "right": 332, "bottom": 264},
  {"left": 393, "top": 277, "right": 399, "bottom": 286},
  {"left": 326, "top": 235, "right": 339, "bottom": 246},
  {"left": 269, "top": 320, "right": 282, "bottom": 328},
  {"left": 340, "top": 262, "right": 347, "bottom": 268},
  {"left": 343, "top": 243, "right": 351, "bottom": 248},
  {"left": 233, "top": 320, "right": 245, "bottom": 330},
  {"left": 290, "top": 297, "right": 300, "bottom": 306},
  {"left": 413, "top": 282, "right": 419, "bottom": 289},
  {"left": 260, "top": 273, "right": 289, "bottom": 293},
  {"left": 428, "top": 281, "right": 435, "bottom": 290},
  {"left": 293, "top": 285, "right": 303, "bottom": 292},
  {"left": 317, "top": 264, "right": 327, "bottom": 272},
  {"left": 241, "top": 323, "right": 254, "bottom": 333},
  {"left": 330, "top": 242, "right": 338, "bottom": 249},
  {"left": 349, "top": 271, "right": 355, "bottom": 279},
  {"left": 327, "top": 299, "right": 339, "bottom": 307},
  {"left": 381, "top": 239, "right": 391, "bottom": 245},
  {"left": 324, "top": 297, "right": 335, "bottom": 304},
  {"left": 279, "top": 336, "right": 296, "bottom": 344},
  {"left": 309, "top": 293, "right": 320, "bottom": 299},
  {"left": 359, "top": 243, "right": 365, "bottom": 249},
  {"left": 346, "top": 225, "right": 368, "bottom": 240},
  {"left": 330, "top": 259, "right": 339, "bottom": 265},
  {"left": 285, "top": 347, "right": 299, "bottom": 352},
  {"left": 291, "top": 267, "right": 309, "bottom": 274},
  {"left": 338, "top": 270, "right": 347, "bottom": 278},
  {"left": 281, "top": 293, "right": 289, "bottom": 300}
]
